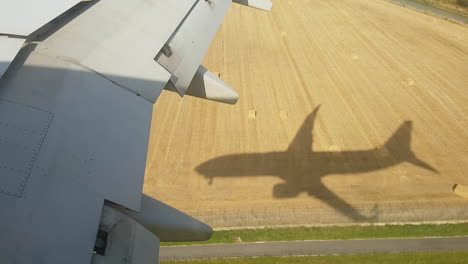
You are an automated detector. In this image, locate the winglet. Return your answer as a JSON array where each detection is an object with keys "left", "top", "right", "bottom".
[{"left": 232, "top": 0, "right": 273, "bottom": 11}]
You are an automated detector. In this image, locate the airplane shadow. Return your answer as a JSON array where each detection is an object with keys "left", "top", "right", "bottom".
[{"left": 195, "top": 106, "right": 439, "bottom": 222}]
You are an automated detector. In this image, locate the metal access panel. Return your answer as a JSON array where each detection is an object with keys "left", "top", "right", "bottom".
[
  {"left": 0, "top": 50, "right": 153, "bottom": 263},
  {"left": 0, "top": 100, "right": 53, "bottom": 197},
  {"left": 156, "top": 0, "right": 232, "bottom": 96}
]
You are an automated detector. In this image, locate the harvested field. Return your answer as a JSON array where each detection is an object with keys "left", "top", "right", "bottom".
[{"left": 144, "top": 0, "right": 468, "bottom": 228}]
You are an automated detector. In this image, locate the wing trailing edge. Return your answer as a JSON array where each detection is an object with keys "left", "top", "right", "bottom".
[
  {"left": 156, "top": 0, "right": 232, "bottom": 97},
  {"left": 233, "top": 0, "right": 273, "bottom": 11},
  {"left": 157, "top": 0, "right": 272, "bottom": 103},
  {"left": 1, "top": 0, "right": 272, "bottom": 104}
]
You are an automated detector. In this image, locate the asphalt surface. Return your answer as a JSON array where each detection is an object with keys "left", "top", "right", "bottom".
[{"left": 160, "top": 237, "right": 468, "bottom": 261}]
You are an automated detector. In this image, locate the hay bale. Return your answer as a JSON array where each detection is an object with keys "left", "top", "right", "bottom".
[
  {"left": 453, "top": 184, "right": 468, "bottom": 199},
  {"left": 458, "top": 0, "right": 468, "bottom": 7}
]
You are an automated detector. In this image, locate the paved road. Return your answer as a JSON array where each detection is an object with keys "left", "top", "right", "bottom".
[{"left": 160, "top": 237, "right": 468, "bottom": 261}]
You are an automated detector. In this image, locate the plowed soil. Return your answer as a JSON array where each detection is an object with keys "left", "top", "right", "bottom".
[{"left": 144, "top": 0, "right": 468, "bottom": 228}]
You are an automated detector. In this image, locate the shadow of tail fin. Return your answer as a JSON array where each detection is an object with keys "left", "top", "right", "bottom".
[
  {"left": 287, "top": 105, "right": 321, "bottom": 153},
  {"left": 384, "top": 121, "right": 413, "bottom": 154},
  {"left": 384, "top": 121, "right": 438, "bottom": 173}
]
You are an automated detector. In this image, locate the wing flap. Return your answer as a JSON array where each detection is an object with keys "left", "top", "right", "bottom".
[
  {"left": 156, "top": 0, "right": 232, "bottom": 96},
  {"left": 34, "top": 0, "right": 198, "bottom": 102},
  {"left": 233, "top": 0, "right": 273, "bottom": 11}
]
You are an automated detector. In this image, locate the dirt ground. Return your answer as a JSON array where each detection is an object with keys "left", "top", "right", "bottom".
[{"left": 143, "top": 0, "right": 468, "bottom": 228}]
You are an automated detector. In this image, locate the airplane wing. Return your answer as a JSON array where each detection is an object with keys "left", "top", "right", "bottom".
[{"left": 0, "top": 0, "right": 271, "bottom": 263}]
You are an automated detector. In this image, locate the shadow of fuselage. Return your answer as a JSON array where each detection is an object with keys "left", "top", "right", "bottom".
[{"left": 195, "top": 106, "right": 438, "bottom": 221}]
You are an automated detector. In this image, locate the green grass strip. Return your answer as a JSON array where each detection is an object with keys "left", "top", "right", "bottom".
[
  {"left": 161, "top": 251, "right": 468, "bottom": 264},
  {"left": 402, "top": 0, "right": 468, "bottom": 16},
  {"left": 162, "top": 223, "right": 468, "bottom": 246}
]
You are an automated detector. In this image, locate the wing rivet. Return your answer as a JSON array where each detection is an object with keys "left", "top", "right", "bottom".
[{"left": 205, "top": 0, "right": 216, "bottom": 7}]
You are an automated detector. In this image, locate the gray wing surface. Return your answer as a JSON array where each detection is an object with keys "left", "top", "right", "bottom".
[
  {"left": 0, "top": 37, "right": 25, "bottom": 78},
  {"left": 0, "top": 0, "right": 271, "bottom": 263}
]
